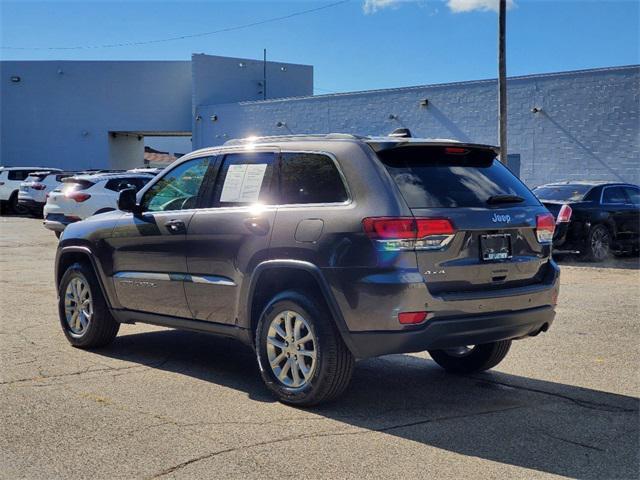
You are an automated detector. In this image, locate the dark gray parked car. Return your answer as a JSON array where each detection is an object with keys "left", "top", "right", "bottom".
[{"left": 55, "top": 133, "right": 560, "bottom": 406}]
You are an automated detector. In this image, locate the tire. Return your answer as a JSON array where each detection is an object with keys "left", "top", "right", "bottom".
[
  {"left": 30, "top": 206, "right": 44, "bottom": 219},
  {"left": 582, "top": 224, "right": 611, "bottom": 262},
  {"left": 58, "top": 262, "right": 119, "bottom": 348},
  {"left": 9, "top": 192, "right": 28, "bottom": 215},
  {"left": 54, "top": 231, "right": 62, "bottom": 239},
  {"left": 255, "top": 291, "right": 354, "bottom": 406},
  {"left": 428, "top": 340, "right": 512, "bottom": 374}
]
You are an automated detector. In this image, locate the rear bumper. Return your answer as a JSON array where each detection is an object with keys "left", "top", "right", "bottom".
[
  {"left": 43, "top": 214, "right": 79, "bottom": 232},
  {"left": 18, "top": 198, "right": 44, "bottom": 210},
  {"left": 349, "top": 305, "right": 555, "bottom": 358},
  {"left": 553, "top": 221, "right": 588, "bottom": 253}
]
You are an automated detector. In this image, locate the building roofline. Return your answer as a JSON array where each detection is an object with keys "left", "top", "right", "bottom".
[
  {"left": 217, "top": 64, "right": 639, "bottom": 107},
  {"left": 191, "top": 53, "right": 313, "bottom": 69},
  {"left": 0, "top": 54, "right": 312, "bottom": 68}
]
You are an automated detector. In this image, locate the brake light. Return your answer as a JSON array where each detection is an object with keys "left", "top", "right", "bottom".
[
  {"left": 398, "top": 311, "right": 428, "bottom": 325},
  {"left": 416, "top": 218, "right": 455, "bottom": 237},
  {"left": 445, "top": 147, "right": 468, "bottom": 154},
  {"left": 363, "top": 217, "right": 456, "bottom": 251},
  {"left": 536, "top": 213, "right": 555, "bottom": 244},
  {"left": 65, "top": 191, "right": 91, "bottom": 202},
  {"left": 31, "top": 183, "right": 46, "bottom": 191},
  {"left": 362, "top": 217, "right": 415, "bottom": 239},
  {"left": 556, "top": 204, "right": 572, "bottom": 223}
]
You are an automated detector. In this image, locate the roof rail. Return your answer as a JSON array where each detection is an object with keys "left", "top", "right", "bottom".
[{"left": 223, "top": 133, "right": 364, "bottom": 146}]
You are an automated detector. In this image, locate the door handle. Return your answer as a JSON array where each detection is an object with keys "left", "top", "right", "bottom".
[
  {"left": 165, "top": 219, "right": 186, "bottom": 234},
  {"left": 244, "top": 217, "right": 270, "bottom": 235}
]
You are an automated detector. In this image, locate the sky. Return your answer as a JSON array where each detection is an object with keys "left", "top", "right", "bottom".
[{"left": 0, "top": 0, "right": 638, "bottom": 95}]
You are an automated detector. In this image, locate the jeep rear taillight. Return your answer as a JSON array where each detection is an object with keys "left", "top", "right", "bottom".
[
  {"left": 31, "top": 183, "right": 46, "bottom": 191},
  {"left": 362, "top": 217, "right": 455, "bottom": 251},
  {"left": 398, "top": 311, "right": 429, "bottom": 325},
  {"left": 65, "top": 191, "right": 91, "bottom": 202},
  {"left": 536, "top": 213, "right": 555, "bottom": 244},
  {"left": 556, "top": 204, "right": 572, "bottom": 223}
]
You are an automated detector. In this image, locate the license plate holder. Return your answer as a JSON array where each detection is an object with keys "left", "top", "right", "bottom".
[{"left": 480, "top": 234, "right": 512, "bottom": 261}]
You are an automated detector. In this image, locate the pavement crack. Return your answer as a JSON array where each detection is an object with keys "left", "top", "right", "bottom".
[
  {"left": 538, "top": 431, "right": 606, "bottom": 452},
  {"left": 2, "top": 354, "right": 177, "bottom": 387},
  {"left": 0, "top": 364, "right": 144, "bottom": 386},
  {"left": 147, "top": 405, "right": 525, "bottom": 478},
  {"left": 469, "top": 376, "right": 638, "bottom": 413}
]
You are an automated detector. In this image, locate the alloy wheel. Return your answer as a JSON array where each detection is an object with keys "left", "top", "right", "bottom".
[
  {"left": 591, "top": 228, "right": 610, "bottom": 261},
  {"left": 266, "top": 310, "right": 317, "bottom": 388},
  {"left": 64, "top": 275, "right": 93, "bottom": 336}
]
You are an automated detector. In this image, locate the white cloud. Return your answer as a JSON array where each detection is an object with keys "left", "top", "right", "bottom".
[
  {"left": 446, "top": 0, "right": 515, "bottom": 13},
  {"left": 363, "top": 0, "right": 403, "bottom": 14}
]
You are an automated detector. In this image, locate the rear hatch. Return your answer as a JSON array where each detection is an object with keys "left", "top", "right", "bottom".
[
  {"left": 19, "top": 173, "right": 53, "bottom": 202},
  {"left": 19, "top": 173, "right": 48, "bottom": 193},
  {"left": 45, "top": 178, "right": 95, "bottom": 216},
  {"left": 375, "top": 143, "right": 554, "bottom": 298}
]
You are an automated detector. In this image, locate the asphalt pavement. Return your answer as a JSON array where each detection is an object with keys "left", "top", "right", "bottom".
[{"left": 1, "top": 216, "right": 638, "bottom": 479}]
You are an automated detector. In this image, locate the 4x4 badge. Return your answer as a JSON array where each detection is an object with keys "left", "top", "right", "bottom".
[{"left": 492, "top": 213, "right": 511, "bottom": 223}]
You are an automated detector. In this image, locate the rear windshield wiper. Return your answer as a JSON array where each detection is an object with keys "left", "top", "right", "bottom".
[{"left": 486, "top": 194, "right": 525, "bottom": 204}]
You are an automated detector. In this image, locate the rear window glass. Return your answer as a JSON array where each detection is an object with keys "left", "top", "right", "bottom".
[
  {"left": 279, "top": 152, "right": 348, "bottom": 204},
  {"left": 61, "top": 179, "right": 93, "bottom": 192},
  {"left": 532, "top": 185, "right": 592, "bottom": 202},
  {"left": 378, "top": 146, "right": 539, "bottom": 208},
  {"left": 623, "top": 187, "right": 640, "bottom": 206},
  {"left": 602, "top": 186, "right": 629, "bottom": 204}
]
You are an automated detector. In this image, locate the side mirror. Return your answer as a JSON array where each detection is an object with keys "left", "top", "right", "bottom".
[{"left": 117, "top": 188, "right": 140, "bottom": 213}]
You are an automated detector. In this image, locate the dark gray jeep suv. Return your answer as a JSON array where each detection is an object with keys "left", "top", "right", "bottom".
[{"left": 55, "top": 133, "right": 559, "bottom": 406}]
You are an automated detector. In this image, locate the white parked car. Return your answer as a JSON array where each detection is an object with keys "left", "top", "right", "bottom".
[
  {"left": 0, "top": 166, "right": 62, "bottom": 214},
  {"left": 43, "top": 173, "right": 153, "bottom": 237},
  {"left": 18, "top": 171, "right": 78, "bottom": 217}
]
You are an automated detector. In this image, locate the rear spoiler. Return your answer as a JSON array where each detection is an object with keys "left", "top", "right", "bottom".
[
  {"left": 367, "top": 140, "right": 500, "bottom": 155},
  {"left": 62, "top": 177, "right": 95, "bottom": 188},
  {"left": 370, "top": 142, "right": 500, "bottom": 168}
]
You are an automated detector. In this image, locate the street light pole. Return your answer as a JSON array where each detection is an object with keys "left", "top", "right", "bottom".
[{"left": 498, "top": 0, "right": 507, "bottom": 165}]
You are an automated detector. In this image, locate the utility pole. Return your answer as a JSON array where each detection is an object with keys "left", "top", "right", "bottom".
[
  {"left": 498, "top": 0, "right": 507, "bottom": 165},
  {"left": 263, "top": 48, "right": 267, "bottom": 100}
]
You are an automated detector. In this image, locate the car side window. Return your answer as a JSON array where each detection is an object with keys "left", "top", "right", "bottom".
[
  {"left": 622, "top": 187, "right": 640, "bottom": 206},
  {"left": 141, "top": 157, "right": 212, "bottom": 212},
  {"left": 209, "top": 152, "right": 275, "bottom": 206},
  {"left": 602, "top": 186, "right": 629, "bottom": 204},
  {"left": 106, "top": 178, "right": 135, "bottom": 192},
  {"left": 8, "top": 170, "right": 30, "bottom": 181},
  {"left": 279, "top": 152, "right": 348, "bottom": 204}
]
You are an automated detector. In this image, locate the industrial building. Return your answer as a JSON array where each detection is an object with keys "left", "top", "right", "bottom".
[
  {"left": 1, "top": 56, "right": 638, "bottom": 187},
  {"left": 0, "top": 54, "right": 313, "bottom": 171}
]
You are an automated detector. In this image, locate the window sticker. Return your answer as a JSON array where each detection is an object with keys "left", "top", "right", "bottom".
[{"left": 220, "top": 163, "right": 268, "bottom": 203}]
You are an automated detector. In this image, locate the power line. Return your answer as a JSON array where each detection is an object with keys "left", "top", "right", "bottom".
[{"left": 1, "top": 0, "right": 350, "bottom": 50}]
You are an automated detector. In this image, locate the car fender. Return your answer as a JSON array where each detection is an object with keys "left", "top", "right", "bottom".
[
  {"left": 55, "top": 244, "right": 118, "bottom": 309},
  {"left": 242, "top": 259, "right": 358, "bottom": 355}
]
